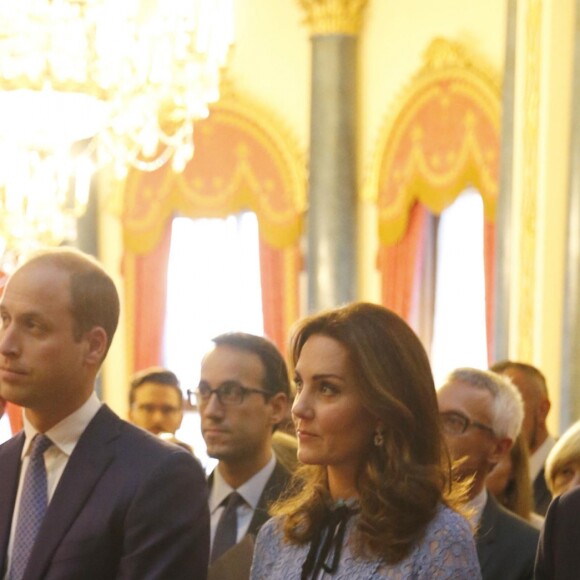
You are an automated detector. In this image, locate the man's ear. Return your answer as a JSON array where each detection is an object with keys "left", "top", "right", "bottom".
[
  {"left": 83, "top": 326, "right": 108, "bottom": 366},
  {"left": 489, "top": 436, "right": 513, "bottom": 466},
  {"left": 539, "top": 398, "right": 551, "bottom": 422},
  {"left": 268, "top": 392, "right": 290, "bottom": 426}
]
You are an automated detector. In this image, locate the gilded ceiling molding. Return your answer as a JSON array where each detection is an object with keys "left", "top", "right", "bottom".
[
  {"left": 365, "top": 37, "right": 501, "bottom": 245},
  {"left": 297, "top": 0, "right": 368, "bottom": 35},
  {"left": 517, "top": 0, "right": 542, "bottom": 361}
]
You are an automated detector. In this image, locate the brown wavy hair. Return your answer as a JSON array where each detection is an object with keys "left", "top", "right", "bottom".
[{"left": 271, "top": 302, "right": 464, "bottom": 564}]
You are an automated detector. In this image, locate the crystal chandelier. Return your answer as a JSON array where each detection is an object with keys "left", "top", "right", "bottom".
[{"left": 0, "top": 0, "right": 234, "bottom": 256}]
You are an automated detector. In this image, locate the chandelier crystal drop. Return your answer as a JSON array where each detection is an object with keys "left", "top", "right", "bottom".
[{"left": 0, "top": 0, "right": 234, "bottom": 254}]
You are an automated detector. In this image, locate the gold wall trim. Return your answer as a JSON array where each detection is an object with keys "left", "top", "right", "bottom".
[
  {"left": 517, "top": 0, "right": 542, "bottom": 361},
  {"left": 297, "top": 0, "right": 368, "bottom": 35},
  {"left": 122, "top": 78, "right": 307, "bottom": 254},
  {"left": 365, "top": 38, "right": 501, "bottom": 245}
]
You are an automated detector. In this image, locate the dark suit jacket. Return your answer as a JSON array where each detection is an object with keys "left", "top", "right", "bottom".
[
  {"left": 533, "top": 467, "right": 552, "bottom": 516},
  {"left": 0, "top": 405, "right": 210, "bottom": 580},
  {"left": 476, "top": 494, "right": 539, "bottom": 580},
  {"left": 535, "top": 486, "right": 580, "bottom": 579},
  {"left": 208, "top": 460, "right": 291, "bottom": 580}
]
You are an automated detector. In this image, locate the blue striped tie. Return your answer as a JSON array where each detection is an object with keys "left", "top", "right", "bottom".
[{"left": 9, "top": 434, "right": 53, "bottom": 580}]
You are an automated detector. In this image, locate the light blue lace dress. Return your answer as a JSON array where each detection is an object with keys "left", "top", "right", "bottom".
[{"left": 250, "top": 504, "right": 481, "bottom": 579}]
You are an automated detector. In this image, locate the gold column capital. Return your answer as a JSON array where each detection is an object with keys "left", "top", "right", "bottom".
[{"left": 297, "top": 0, "right": 369, "bottom": 36}]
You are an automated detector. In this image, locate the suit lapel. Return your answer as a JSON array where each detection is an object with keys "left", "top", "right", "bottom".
[
  {"left": 476, "top": 495, "right": 499, "bottom": 574},
  {"left": 247, "top": 461, "right": 290, "bottom": 536},
  {"left": 23, "top": 406, "right": 121, "bottom": 580},
  {"left": 0, "top": 433, "right": 25, "bottom": 577}
]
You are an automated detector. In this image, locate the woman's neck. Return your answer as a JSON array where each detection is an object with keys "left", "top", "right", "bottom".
[{"left": 327, "top": 465, "right": 359, "bottom": 500}]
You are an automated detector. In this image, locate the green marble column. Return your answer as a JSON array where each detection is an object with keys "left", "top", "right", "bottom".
[{"left": 299, "top": 1, "right": 367, "bottom": 312}]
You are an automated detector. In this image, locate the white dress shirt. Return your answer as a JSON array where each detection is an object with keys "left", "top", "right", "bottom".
[
  {"left": 529, "top": 434, "right": 556, "bottom": 481},
  {"left": 4, "top": 393, "right": 102, "bottom": 579},
  {"left": 468, "top": 487, "right": 489, "bottom": 526},
  {"left": 208, "top": 454, "right": 276, "bottom": 551}
]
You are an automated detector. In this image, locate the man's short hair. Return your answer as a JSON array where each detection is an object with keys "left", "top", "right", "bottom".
[
  {"left": 443, "top": 367, "right": 524, "bottom": 441},
  {"left": 212, "top": 332, "right": 291, "bottom": 397},
  {"left": 21, "top": 248, "right": 120, "bottom": 358},
  {"left": 129, "top": 367, "right": 182, "bottom": 406},
  {"left": 490, "top": 360, "right": 548, "bottom": 398}
]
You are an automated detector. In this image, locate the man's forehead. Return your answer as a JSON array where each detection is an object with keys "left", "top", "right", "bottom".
[
  {"left": 135, "top": 382, "right": 181, "bottom": 398},
  {"left": 0, "top": 262, "right": 72, "bottom": 312},
  {"left": 201, "top": 344, "right": 264, "bottom": 380}
]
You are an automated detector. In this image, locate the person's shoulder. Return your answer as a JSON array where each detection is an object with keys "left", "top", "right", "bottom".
[
  {"left": 494, "top": 499, "right": 540, "bottom": 540},
  {"left": 554, "top": 485, "right": 580, "bottom": 511},
  {"left": 0, "top": 430, "right": 24, "bottom": 453},
  {"left": 256, "top": 515, "right": 284, "bottom": 542},
  {"left": 90, "top": 407, "right": 201, "bottom": 474},
  {"left": 429, "top": 503, "right": 473, "bottom": 536}
]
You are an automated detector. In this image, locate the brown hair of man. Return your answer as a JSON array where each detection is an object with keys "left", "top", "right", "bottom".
[
  {"left": 129, "top": 367, "right": 182, "bottom": 407},
  {"left": 23, "top": 248, "right": 120, "bottom": 360},
  {"left": 212, "top": 332, "right": 291, "bottom": 399}
]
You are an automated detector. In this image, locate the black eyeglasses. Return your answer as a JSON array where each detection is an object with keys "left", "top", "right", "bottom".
[
  {"left": 188, "top": 381, "right": 271, "bottom": 407},
  {"left": 439, "top": 411, "right": 495, "bottom": 437}
]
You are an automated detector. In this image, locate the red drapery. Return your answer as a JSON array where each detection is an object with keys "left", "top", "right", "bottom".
[
  {"left": 125, "top": 221, "right": 173, "bottom": 370},
  {"left": 122, "top": 88, "right": 305, "bottom": 372},
  {"left": 369, "top": 39, "right": 500, "bottom": 356},
  {"left": 378, "top": 203, "right": 428, "bottom": 321}
]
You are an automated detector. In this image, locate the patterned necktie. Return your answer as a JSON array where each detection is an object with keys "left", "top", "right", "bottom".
[
  {"left": 210, "top": 491, "right": 244, "bottom": 563},
  {"left": 9, "top": 434, "right": 53, "bottom": 580}
]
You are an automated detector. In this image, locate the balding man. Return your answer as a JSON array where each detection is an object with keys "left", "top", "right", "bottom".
[
  {"left": 491, "top": 360, "right": 555, "bottom": 514},
  {"left": 0, "top": 248, "right": 209, "bottom": 579}
]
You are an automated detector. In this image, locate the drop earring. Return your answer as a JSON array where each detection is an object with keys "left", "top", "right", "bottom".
[{"left": 374, "top": 428, "right": 384, "bottom": 447}]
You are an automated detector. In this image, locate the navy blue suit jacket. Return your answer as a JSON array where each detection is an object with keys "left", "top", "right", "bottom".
[
  {"left": 476, "top": 494, "right": 539, "bottom": 580},
  {"left": 0, "top": 405, "right": 210, "bottom": 580},
  {"left": 535, "top": 486, "right": 580, "bottom": 579}
]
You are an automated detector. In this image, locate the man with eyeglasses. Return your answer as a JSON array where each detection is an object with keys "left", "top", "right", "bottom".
[
  {"left": 437, "top": 368, "right": 539, "bottom": 580},
  {"left": 195, "top": 332, "right": 291, "bottom": 578},
  {"left": 128, "top": 367, "right": 193, "bottom": 453}
]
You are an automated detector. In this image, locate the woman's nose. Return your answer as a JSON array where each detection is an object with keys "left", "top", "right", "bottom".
[{"left": 292, "top": 389, "right": 313, "bottom": 420}]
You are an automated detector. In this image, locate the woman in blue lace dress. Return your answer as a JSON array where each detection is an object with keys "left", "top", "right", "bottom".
[{"left": 250, "top": 303, "right": 480, "bottom": 579}]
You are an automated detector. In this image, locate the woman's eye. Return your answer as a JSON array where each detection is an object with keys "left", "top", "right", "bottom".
[{"left": 320, "top": 383, "right": 337, "bottom": 395}]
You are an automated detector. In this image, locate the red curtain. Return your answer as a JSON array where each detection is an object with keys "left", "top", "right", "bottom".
[
  {"left": 6, "top": 403, "right": 23, "bottom": 434},
  {"left": 127, "top": 220, "right": 173, "bottom": 370},
  {"left": 484, "top": 219, "right": 496, "bottom": 363},
  {"left": 378, "top": 203, "right": 429, "bottom": 321},
  {"left": 126, "top": 219, "right": 301, "bottom": 374},
  {"left": 259, "top": 240, "right": 301, "bottom": 355}
]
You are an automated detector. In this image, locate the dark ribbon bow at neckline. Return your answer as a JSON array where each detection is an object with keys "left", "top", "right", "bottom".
[{"left": 301, "top": 499, "right": 359, "bottom": 580}]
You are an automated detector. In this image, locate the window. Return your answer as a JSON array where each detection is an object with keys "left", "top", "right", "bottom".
[
  {"left": 430, "top": 188, "right": 488, "bottom": 387},
  {"left": 162, "top": 212, "right": 263, "bottom": 468}
]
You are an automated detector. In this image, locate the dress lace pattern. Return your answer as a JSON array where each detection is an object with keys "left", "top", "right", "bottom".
[{"left": 250, "top": 504, "right": 481, "bottom": 579}]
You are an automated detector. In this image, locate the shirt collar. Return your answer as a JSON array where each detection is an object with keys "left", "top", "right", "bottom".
[
  {"left": 530, "top": 434, "right": 556, "bottom": 480},
  {"left": 468, "top": 487, "right": 488, "bottom": 525},
  {"left": 210, "top": 454, "right": 277, "bottom": 514},
  {"left": 21, "top": 392, "right": 102, "bottom": 459}
]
